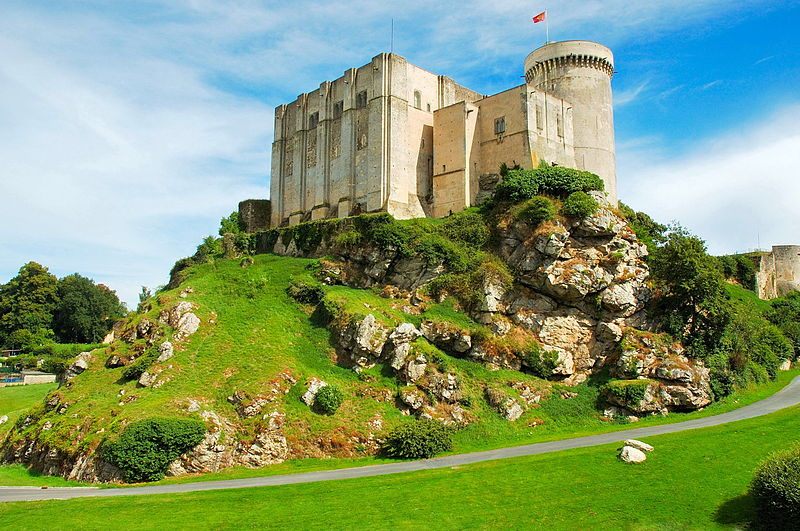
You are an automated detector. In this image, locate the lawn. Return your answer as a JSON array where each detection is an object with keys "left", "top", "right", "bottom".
[
  {"left": 0, "top": 383, "right": 57, "bottom": 436},
  {"left": 1, "top": 404, "right": 798, "bottom": 529}
]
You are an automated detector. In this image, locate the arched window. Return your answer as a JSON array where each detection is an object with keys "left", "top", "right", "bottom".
[{"left": 414, "top": 90, "right": 421, "bottom": 109}]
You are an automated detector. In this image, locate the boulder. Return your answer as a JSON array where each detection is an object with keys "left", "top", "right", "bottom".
[
  {"left": 623, "top": 439, "right": 654, "bottom": 453},
  {"left": 137, "top": 370, "right": 158, "bottom": 388},
  {"left": 300, "top": 378, "right": 328, "bottom": 406},
  {"left": 64, "top": 352, "right": 92, "bottom": 381},
  {"left": 619, "top": 445, "right": 647, "bottom": 464},
  {"left": 156, "top": 341, "right": 174, "bottom": 363}
]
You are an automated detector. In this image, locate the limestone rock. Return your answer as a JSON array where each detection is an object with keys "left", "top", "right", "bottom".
[
  {"left": 619, "top": 445, "right": 647, "bottom": 464},
  {"left": 338, "top": 314, "right": 389, "bottom": 366},
  {"left": 624, "top": 439, "right": 654, "bottom": 453},
  {"left": 399, "top": 388, "right": 426, "bottom": 410},
  {"left": 420, "top": 320, "right": 472, "bottom": 354},
  {"left": 64, "top": 352, "right": 92, "bottom": 381},
  {"left": 156, "top": 341, "right": 174, "bottom": 363},
  {"left": 137, "top": 370, "right": 158, "bottom": 388},
  {"left": 301, "top": 378, "right": 328, "bottom": 406},
  {"left": 0, "top": 415, "right": 7, "bottom": 425}
]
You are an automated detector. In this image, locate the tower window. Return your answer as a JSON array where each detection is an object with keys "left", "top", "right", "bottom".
[
  {"left": 556, "top": 112, "right": 564, "bottom": 138},
  {"left": 333, "top": 100, "right": 344, "bottom": 119},
  {"left": 494, "top": 117, "right": 506, "bottom": 135},
  {"left": 535, "top": 105, "right": 543, "bottom": 130},
  {"left": 309, "top": 112, "right": 319, "bottom": 129},
  {"left": 414, "top": 90, "right": 422, "bottom": 109},
  {"left": 356, "top": 90, "right": 368, "bottom": 109},
  {"left": 427, "top": 103, "right": 431, "bottom": 112}
]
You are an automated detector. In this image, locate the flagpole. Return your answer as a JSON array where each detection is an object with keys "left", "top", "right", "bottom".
[{"left": 546, "top": 10, "right": 549, "bottom": 43}]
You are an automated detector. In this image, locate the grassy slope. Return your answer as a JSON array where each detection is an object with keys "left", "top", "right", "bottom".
[
  {"left": 0, "top": 384, "right": 57, "bottom": 436},
  {"left": 3, "top": 253, "right": 799, "bottom": 487},
  {"left": 2, "top": 405, "right": 798, "bottom": 530}
]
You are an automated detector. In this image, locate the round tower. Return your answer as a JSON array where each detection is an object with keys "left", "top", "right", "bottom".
[
  {"left": 772, "top": 245, "right": 800, "bottom": 297},
  {"left": 524, "top": 41, "right": 617, "bottom": 202}
]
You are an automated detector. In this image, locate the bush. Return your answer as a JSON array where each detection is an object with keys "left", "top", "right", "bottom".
[
  {"left": 121, "top": 350, "right": 158, "bottom": 381},
  {"left": 495, "top": 166, "right": 604, "bottom": 202},
  {"left": 602, "top": 380, "right": 652, "bottom": 406},
  {"left": 516, "top": 197, "right": 556, "bottom": 226},
  {"left": 286, "top": 278, "right": 324, "bottom": 305},
  {"left": 523, "top": 344, "right": 559, "bottom": 378},
  {"left": 439, "top": 210, "right": 490, "bottom": 248},
  {"left": 102, "top": 418, "right": 206, "bottom": 482},
  {"left": 314, "top": 384, "right": 344, "bottom": 414},
  {"left": 750, "top": 443, "right": 800, "bottom": 528},
  {"left": 382, "top": 420, "right": 453, "bottom": 459},
  {"left": 715, "top": 254, "right": 758, "bottom": 291},
  {"left": 561, "top": 191, "right": 599, "bottom": 219}
]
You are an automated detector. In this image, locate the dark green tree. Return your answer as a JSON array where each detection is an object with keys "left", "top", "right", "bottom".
[
  {"left": 650, "top": 227, "right": 731, "bottom": 354},
  {"left": 0, "top": 262, "right": 59, "bottom": 348},
  {"left": 52, "top": 274, "right": 126, "bottom": 343}
]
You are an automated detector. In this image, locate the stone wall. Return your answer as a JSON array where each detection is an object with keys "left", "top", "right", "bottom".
[
  {"left": 755, "top": 245, "right": 800, "bottom": 299},
  {"left": 238, "top": 200, "right": 271, "bottom": 232}
]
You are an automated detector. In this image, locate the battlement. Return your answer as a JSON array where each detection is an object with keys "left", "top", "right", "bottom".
[{"left": 524, "top": 41, "right": 615, "bottom": 81}]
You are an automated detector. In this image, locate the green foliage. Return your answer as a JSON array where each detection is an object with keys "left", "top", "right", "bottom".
[
  {"left": 750, "top": 443, "right": 800, "bottom": 528},
  {"left": 121, "top": 350, "right": 159, "bottom": 381},
  {"left": 333, "top": 230, "right": 362, "bottom": 248},
  {"left": 618, "top": 202, "right": 666, "bottom": 256},
  {"left": 219, "top": 212, "right": 242, "bottom": 237},
  {"left": 382, "top": 419, "right": 453, "bottom": 459},
  {"left": 0, "top": 262, "right": 59, "bottom": 348},
  {"left": 102, "top": 418, "right": 206, "bottom": 482},
  {"left": 52, "top": 274, "right": 125, "bottom": 344},
  {"left": 495, "top": 166, "right": 604, "bottom": 202},
  {"left": 561, "top": 191, "right": 599, "bottom": 219},
  {"left": 650, "top": 226, "right": 731, "bottom": 354},
  {"left": 314, "top": 385, "right": 344, "bottom": 414},
  {"left": 515, "top": 197, "right": 556, "bottom": 226},
  {"left": 438, "top": 210, "right": 491, "bottom": 249},
  {"left": 768, "top": 292, "right": 800, "bottom": 356},
  {"left": 286, "top": 278, "right": 324, "bottom": 305},
  {"left": 523, "top": 343, "right": 559, "bottom": 379},
  {"left": 425, "top": 256, "right": 513, "bottom": 312},
  {"left": 715, "top": 254, "right": 758, "bottom": 291},
  {"left": 602, "top": 380, "right": 651, "bottom": 406}
]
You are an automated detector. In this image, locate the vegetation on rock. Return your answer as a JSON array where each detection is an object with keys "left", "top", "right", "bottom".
[
  {"left": 102, "top": 418, "right": 206, "bottom": 482},
  {"left": 314, "top": 384, "right": 344, "bottom": 415}
]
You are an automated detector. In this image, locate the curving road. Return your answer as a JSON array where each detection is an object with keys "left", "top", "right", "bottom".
[{"left": 2, "top": 375, "right": 799, "bottom": 503}]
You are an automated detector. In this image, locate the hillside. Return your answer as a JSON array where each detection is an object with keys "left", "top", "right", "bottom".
[{"left": 1, "top": 166, "right": 795, "bottom": 483}]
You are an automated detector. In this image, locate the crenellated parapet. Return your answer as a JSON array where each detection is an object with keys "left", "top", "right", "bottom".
[{"left": 524, "top": 53, "right": 614, "bottom": 82}]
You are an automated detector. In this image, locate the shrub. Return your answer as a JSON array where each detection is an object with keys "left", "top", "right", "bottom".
[
  {"left": 561, "top": 191, "right": 599, "bottom": 219},
  {"left": 102, "top": 418, "right": 206, "bottom": 482},
  {"left": 618, "top": 202, "right": 667, "bottom": 257},
  {"left": 314, "top": 384, "right": 344, "bottom": 414},
  {"left": 715, "top": 253, "right": 758, "bottom": 290},
  {"left": 439, "top": 210, "right": 490, "bottom": 248},
  {"left": 516, "top": 197, "right": 556, "bottom": 226},
  {"left": 750, "top": 443, "right": 800, "bottom": 528},
  {"left": 333, "top": 230, "right": 362, "bottom": 248},
  {"left": 495, "top": 166, "right": 604, "bottom": 202},
  {"left": 603, "top": 380, "right": 652, "bottom": 406},
  {"left": 523, "top": 343, "right": 559, "bottom": 378},
  {"left": 382, "top": 420, "right": 453, "bottom": 459},
  {"left": 286, "top": 278, "right": 324, "bottom": 305},
  {"left": 121, "top": 350, "right": 158, "bottom": 381}
]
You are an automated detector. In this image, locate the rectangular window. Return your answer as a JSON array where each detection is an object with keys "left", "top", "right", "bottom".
[
  {"left": 556, "top": 112, "right": 564, "bottom": 138},
  {"left": 309, "top": 112, "right": 319, "bottom": 129},
  {"left": 356, "top": 90, "right": 368, "bottom": 109},
  {"left": 494, "top": 117, "right": 506, "bottom": 135},
  {"left": 333, "top": 101, "right": 344, "bottom": 119},
  {"left": 536, "top": 105, "right": 543, "bottom": 130},
  {"left": 427, "top": 103, "right": 431, "bottom": 112}
]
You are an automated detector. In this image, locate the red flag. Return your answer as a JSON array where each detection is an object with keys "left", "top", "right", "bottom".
[{"left": 532, "top": 11, "right": 546, "bottom": 23}]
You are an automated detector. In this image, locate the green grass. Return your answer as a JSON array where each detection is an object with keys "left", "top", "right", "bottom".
[
  {"left": 725, "top": 283, "right": 772, "bottom": 312},
  {"left": 0, "top": 383, "right": 57, "bottom": 436},
  {"left": 2, "top": 405, "right": 798, "bottom": 529}
]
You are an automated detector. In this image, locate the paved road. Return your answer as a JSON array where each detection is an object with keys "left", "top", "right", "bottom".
[{"left": 2, "top": 375, "right": 799, "bottom": 503}]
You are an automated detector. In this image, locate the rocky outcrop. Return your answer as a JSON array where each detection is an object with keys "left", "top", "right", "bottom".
[{"left": 619, "top": 445, "right": 647, "bottom": 464}]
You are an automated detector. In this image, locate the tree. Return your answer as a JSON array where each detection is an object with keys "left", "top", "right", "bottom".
[
  {"left": 0, "top": 262, "right": 59, "bottom": 348},
  {"left": 218, "top": 212, "right": 242, "bottom": 236},
  {"left": 52, "top": 274, "right": 126, "bottom": 343},
  {"left": 650, "top": 227, "right": 730, "bottom": 355}
]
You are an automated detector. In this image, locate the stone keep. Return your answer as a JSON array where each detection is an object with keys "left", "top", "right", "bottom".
[{"left": 269, "top": 40, "right": 618, "bottom": 226}]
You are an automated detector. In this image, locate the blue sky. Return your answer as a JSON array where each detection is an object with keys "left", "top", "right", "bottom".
[{"left": 1, "top": 0, "right": 799, "bottom": 307}]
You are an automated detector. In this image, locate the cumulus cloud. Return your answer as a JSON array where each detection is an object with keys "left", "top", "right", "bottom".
[
  {"left": 619, "top": 104, "right": 800, "bottom": 255},
  {"left": 0, "top": 0, "right": 787, "bottom": 305}
]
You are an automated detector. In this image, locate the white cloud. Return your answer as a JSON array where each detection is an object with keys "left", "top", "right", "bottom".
[{"left": 619, "top": 104, "right": 800, "bottom": 255}]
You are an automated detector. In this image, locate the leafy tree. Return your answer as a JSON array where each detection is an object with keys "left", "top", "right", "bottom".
[
  {"left": 650, "top": 227, "right": 731, "bottom": 354},
  {"left": 618, "top": 202, "right": 666, "bottom": 256},
  {"left": 218, "top": 211, "right": 242, "bottom": 236},
  {"left": 768, "top": 292, "right": 800, "bottom": 356},
  {"left": 52, "top": 274, "right": 126, "bottom": 343},
  {"left": 0, "top": 262, "right": 58, "bottom": 348}
]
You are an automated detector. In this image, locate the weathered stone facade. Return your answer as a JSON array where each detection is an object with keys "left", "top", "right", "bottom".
[
  {"left": 270, "top": 40, "right": 617, "bottom": 226},
  {"left": 756, "top": 245, "right": 800, "bottom": 299},
  {"left": 238, "top": 199, "right": 271, "bottom": 232}
]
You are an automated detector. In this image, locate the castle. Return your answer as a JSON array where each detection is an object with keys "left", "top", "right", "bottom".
[{"left": 267, "top": 40, "right": 617, "bottom": 227}]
